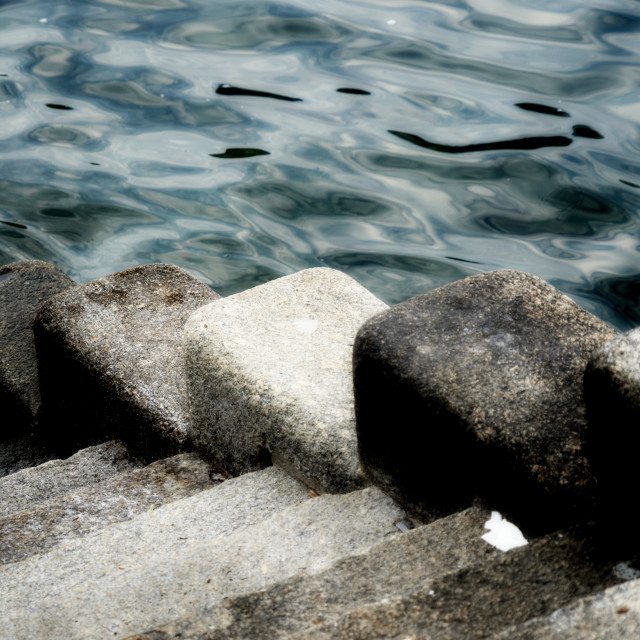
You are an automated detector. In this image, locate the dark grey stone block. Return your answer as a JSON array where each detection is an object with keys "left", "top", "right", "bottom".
[
  {"left": 354, "top": 270, "right": 617, "bottom": 531},
  {"left": 584, "top": 329, "right": 640, "bottom": 553},
  {"left": 0, "top": 260, "right": 75, "bottom": 435},
  {"left": 34, "top": 264, "right": 219, "bottom": 457}
]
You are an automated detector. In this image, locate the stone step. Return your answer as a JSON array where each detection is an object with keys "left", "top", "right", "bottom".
[
  {"left": 0, "top": 259, "right": 75, "bottom": 435},
  {"left": 490, "top": 576, "right": 640, "bottom": 639},
  {"left": 185, "top": 267, "right": 388, "bottom": 493},
  {"left": 0, "top": 474, "right": 405, "bottom": 639},
  {"left": 286, "top": 524, "right": 621, "bottom": 640},
  {"left": 0, "top": 451, "right": 221, "bottom": 565},
  {"left": 0, "top": 439, "right": 142, "bottom": 519},
  {"left": 123, "top": 506, "right": 492, "bottom": 640},
  {"left": 34, "top": 263, "right": 219, "bottom": 457}
]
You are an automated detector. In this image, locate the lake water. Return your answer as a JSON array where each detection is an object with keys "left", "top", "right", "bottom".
[{"left": 1, "top": 0, "right": 639, "bottom": 328}]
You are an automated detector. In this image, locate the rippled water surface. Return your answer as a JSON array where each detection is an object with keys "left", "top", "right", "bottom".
[{"left": 1, "top": 0, "right": 640, "bottom": 327}]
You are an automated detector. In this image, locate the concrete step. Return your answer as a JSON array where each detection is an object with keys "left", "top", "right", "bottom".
[
  {"left": 124, "top": 506, "right": 493, "bottom": 640},
  {"left": 0, "top": 451, "right": 221, "bottom": 565},
  {"left": 490, "top": 575, "right": 640, "bottom": 639},
  {"left": 0, "top": 439, "right": 141, "bottom": 519},
  {"left": 0, "top": 474, "right": 405, "bottom": 639},
  {"left": 286, "top": 524, "right": 621, "bottom": 640}
]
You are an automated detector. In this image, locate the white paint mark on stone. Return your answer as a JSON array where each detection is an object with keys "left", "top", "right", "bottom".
[
  {"left": 39, "top": 17, "right": 48, "bottom": 22},
  {"left": 481, "top": 511, "right": 528, "bottom": 552},
  {"left": 386, "top": 18, "right": 397, "bottom": 25},
  {"left": 294, "top": 318, "right": 318, "bottom": 334}
]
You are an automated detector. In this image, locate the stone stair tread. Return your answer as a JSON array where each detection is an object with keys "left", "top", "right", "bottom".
[
  {"left": 126, "top": 506, "right": 495, "bottom": 640},
  {"left": 0, "top": 479, "right": 405, "bottom": 639},
  {"left": 289, "top": 526, "right": 621, "bottom": 640},
  {"left": 0, "top": 439, "right": 141, "bottom": 519},
  {"left": 0, "top": 451, "right": 221, "bottom": 565},
  {"left": 489, "top": 577, "right": 640, "bottom": 639}
]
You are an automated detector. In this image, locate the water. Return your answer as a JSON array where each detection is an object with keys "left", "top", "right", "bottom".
[{"left": 1, "top": 0, "right": 639, "bottom": 328}]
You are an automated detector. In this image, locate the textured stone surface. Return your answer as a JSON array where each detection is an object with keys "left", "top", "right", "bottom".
[
  {"left": 354, "top": 269, "right": 617, "bottom": 530},
  {"left": 585, "top": 329, "right": 640, "bottom": 553},
  {"left": 0, "top": 260, "right": 75, "bottom": 433},
  {"left": 0, "top": 433, "right": 59, "bottom": 479},
  {"left": 491, "top": 578, "right": 640, "bottom": 639},
  {"left": 34, "top": 263, "right": 219, "bottom": 457},
  {"left": 0, "top": 478, "right": 404, "bottom": 639},
  {"left": 0, "top": 439, "right": 140, "bottom": 518},
  {"left": 0, "top": 452, "right": 221, "bottom": 564},
  {"left": 123, "top": 507, "right": 493, "bottom": 640},
  {"left": 185, "top": 267, "right": 387, "bottom": 493},
  {"left": 294, "top": 526, "right": 620, "bottom": 640}
]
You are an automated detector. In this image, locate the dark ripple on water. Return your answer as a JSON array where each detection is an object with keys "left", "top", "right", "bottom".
[{"left": 0, "top": 0, "right": 640, "bottom": 327}]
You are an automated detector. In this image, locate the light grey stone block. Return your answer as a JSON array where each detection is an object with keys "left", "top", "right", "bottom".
[
  {"left": 0, "top": 474, "right": 404, "bottom": 640},
  {"left": 0, "top": 260, "right": 75, "bottom": 434},
  {"left": 34, "top": 263, "right": 219, "bottom": 457},
  {"left": 185, "top": 267, "right": 388, "bottom": 493},
  {"left": 0, "top": 452, "right": 221, "bottom": 565},
  {"left": 0, "top": 440, "right": 140, "bottom": 519},
  {"left": 123, "top": 507, "right": 492, "bottom": 640},
  {"left": 490, "top": 578, "right": 640, "bottom": 639}
]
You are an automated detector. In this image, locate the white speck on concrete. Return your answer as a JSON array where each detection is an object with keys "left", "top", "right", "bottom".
[
  {"left": 386, "top": 19, "right": 397, "bottom": 25},
  {"left": 294, "top": 318, "right": 318, "bottom": 334},
  {"left": 39, "top": 17, "right": 48, "bottom": 23},
  {"left": 481, "top": 511, "right": 528, "bottom": 552}
]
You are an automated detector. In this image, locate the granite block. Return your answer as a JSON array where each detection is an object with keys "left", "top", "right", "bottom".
[
  {"left": 295, "top": 525, "right": 619, "bottom": 640},
  {"left": 491, "top": 577, "right": 640, "bottom": 640},
  {"left": 0, "top": 452, "right": 221, "bottom": 564},
  {"left": 34, "top": 263, "right": 219, "bottom": 457},
  {"left": 185, "top": 267, "right": 387, "bottom": 493},
  {"left": 0, "top": 439, "right": 140, "bottom": 519},
  {"left": 122, "top": 506, "right": 493, "bottom": 640},
  {"left": 0, "top": 260, "right": 75, "bottom": 434},
  {"left": 584, "top": 328, "right": 640, "bottom": 552},
  {"left": 0, "top": 478, "right": 404, "bottom": 639},
  {"left": 354, "top": 269, "right": 617, "bottom": 530}
]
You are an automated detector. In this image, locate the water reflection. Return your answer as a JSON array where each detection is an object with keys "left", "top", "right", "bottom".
[{"left": 0, "top": 0, "right": 639, "bottom": 327}]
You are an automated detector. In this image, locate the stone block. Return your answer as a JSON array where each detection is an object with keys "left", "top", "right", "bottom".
[
  {"left": 491, "top": 578, "right": 640, "bottom": 640},
  {"left": 0, "top": 260, "right": 75, "bottom": 434},
  {"left": 584, "top": 328, "right": 640, "bottom": 552},
  {"left": 0, "top": 452, "right": 221, "bottom": 565},
  {"left": 354, "top": 269, "right": 617, "bottom": 530},
  {"left": 0, "top": 439, "right": 141, "bottom": 519},
  {"left": 185, "top": 267, "right": 387, "bottom": 493},
  {"left": 122, "top": 506, "right": 491, "bottom": 640},
  {"left": 0, "top": 474, "right": 404, "bottom": 639},
  {"left": 34, "top": 264, "right": 219, "bottom": 457}
]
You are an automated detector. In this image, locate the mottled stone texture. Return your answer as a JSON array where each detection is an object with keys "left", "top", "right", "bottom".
[
  {"left": 296, "top": 526, "right": 619, "bottom": 640},
  {"left": 492, "top": 578, "right": 640, "bottom": 640},
  {"left": 585, "top": 329, "right": 640, "bottom": 553},
  {"left": 185, "top": 268, "right": 387, "bottom": 493},
  {"left": 121, "top": 507, "right": 490, "bottom": 640},
  {"left": 34, "top": 264, "right": 218, "bottom": 458},
  {"left": 0, "top": 260, "right": 75, "bottom": 435},
  {"left": 354, "top": 270, "right": 617, "bottom": 530}
]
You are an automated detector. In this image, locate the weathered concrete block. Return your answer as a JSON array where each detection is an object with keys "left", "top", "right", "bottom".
[
  {"left": 0, "top": 260, "right": 75, "bottom": 434},
  {"left": 584, "top": 328, "right": 640, "bottom": 551},
  {"left": 185, "top": 267, "right": 388, "bottom": 493},
  {"left": 34, "top": 264, "right": 219, "bottom": 457},
  {"left": 354, "top": 270, "right": 617, "bottom": 530}
]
